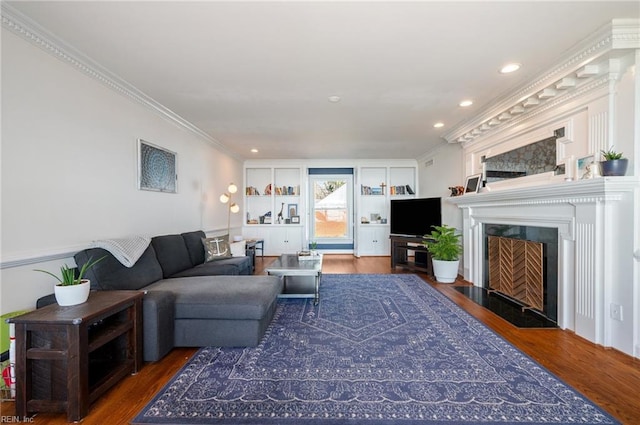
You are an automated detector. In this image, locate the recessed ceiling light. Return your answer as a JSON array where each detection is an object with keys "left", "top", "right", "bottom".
[
  {"left": 459, "top": 100, "right": 473, "bottom": 107},
  {"left": 328, "top": 95, "right": 341, "bottom": 103},
  {"left": 433, "top": 122, "right": 444, "bottom": 128},
  {"left": 500, "top": 63, "right": 521, "bottom": 74},
  {"left": 250, "top": 148, "right": 258, "bottom": 153}
]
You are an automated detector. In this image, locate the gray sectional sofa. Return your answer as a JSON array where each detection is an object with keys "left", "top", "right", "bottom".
[{"left": 71, "top": 230, "right": 283, "bottom": 361}]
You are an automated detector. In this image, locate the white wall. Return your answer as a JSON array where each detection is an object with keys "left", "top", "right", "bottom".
[
  {"left": 417, "top": 143, "right": 463, "bottom": 228},
  {"left": 0, "top": 29, "right": 244, "bottom": 314}
]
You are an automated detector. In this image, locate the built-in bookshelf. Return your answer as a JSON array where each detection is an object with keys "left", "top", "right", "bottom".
[
  {"left": 243, "top": 166, "right": 303, "bottom": 255},
  {"left": 356, "top": 165, "right": 417, "bottom": 256}
]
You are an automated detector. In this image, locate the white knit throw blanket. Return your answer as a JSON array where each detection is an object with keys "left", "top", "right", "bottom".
[{"left": 91, "top": 235, "right": 151, "bottom": 268}]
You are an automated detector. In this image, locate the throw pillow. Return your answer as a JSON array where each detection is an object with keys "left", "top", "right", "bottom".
[
  {"left": 202, "top": 235, "right": 231, "bottom": 262},
  {"left": 230, "top": 240, "right": 246, "bottom": 257}
]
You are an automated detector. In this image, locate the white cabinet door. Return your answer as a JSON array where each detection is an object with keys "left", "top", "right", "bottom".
[
  {"left": 358, "top": 226, "right": 390, "bottom": 256},
  {"left": 267, "top": 226, "right": 303, "bottom": 255}
]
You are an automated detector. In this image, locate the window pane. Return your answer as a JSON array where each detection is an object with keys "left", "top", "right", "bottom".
[{"left": 313, "top": 180, "right": 347, "bottom": 239}]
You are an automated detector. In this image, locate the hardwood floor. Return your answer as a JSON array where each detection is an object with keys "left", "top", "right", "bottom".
[{"left": 2, "top": 255, "right": 639, "bottom": 424}]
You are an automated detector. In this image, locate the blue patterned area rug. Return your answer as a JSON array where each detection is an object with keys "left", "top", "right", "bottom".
[{"left": 132, "top": 274, "right": 617, "bottom": 425}]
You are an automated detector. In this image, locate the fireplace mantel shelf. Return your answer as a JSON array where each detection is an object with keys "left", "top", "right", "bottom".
[{"left": 447, "top": 177, "right": 639, "bottom": 207}]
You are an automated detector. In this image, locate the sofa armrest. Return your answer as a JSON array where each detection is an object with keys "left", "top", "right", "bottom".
[
  {"left": 36, "top": 293, "right": 57, "bottom": 309},
  {"left": 142, "top": 290, "right": 176, "bottom": 362}
]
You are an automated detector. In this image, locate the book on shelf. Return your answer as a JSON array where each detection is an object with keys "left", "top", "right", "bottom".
[
  {"left": 390, "top": 185, "right": 414, "bottom": 195},
  {"left": 361, "top": 185, "right": 384, "bottom": 195},
  {"left": 246, "top": 186, "right": 261, "bottom": 195},
  {"left": 275, "top": 185, "right": 300, "bottom": 195}
]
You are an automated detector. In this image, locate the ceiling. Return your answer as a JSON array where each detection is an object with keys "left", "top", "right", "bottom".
[{"left": 5, "top": 1, "right": 640, "bottom": 160}]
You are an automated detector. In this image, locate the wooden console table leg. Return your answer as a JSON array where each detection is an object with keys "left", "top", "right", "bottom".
[{"left": 67, "top": 324, "right": 89, "bottom": 422}]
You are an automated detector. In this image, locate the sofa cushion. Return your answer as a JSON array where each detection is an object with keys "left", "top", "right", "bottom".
[
  {"left": 181, "top": 230, "right": 207, "bottom": 266},
  {"left": 144, "top": 275, "right": 283, "bottom": 320},
  {"left": 151, "top": 234, "right": 193, "bottom": 278},
  {"left": 203, "top": 235, "right": 231, "bottom": 262},
  {"left": 171, "top": 256, "right": 252, "bottom": 277},
  {"left": 230, "top": 240, "right": 246, "bottom": 257},
  {"left": 74, "top": 246, "right": 163, "bottom": 291}
]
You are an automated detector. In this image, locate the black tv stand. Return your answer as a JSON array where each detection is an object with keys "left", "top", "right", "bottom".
[{"left": 390, "top": 235, "right": 433, "bottom": 277}]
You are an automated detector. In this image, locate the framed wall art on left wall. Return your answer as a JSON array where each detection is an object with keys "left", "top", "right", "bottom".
[{"left": 137, "top": 139, "right": 178, "bottom": 193}]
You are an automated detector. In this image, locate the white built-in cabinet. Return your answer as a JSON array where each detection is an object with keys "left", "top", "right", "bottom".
[
  {"left": 356, "top": 166, "right": 417, "bottom": 256},
  {"left": 243, "top": 166, "right": 303, "bottom": 255}
]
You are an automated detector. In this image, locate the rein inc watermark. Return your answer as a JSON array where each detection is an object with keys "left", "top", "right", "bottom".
[{"left": 1, "top": 417, "right": 34, "bottom": 423}]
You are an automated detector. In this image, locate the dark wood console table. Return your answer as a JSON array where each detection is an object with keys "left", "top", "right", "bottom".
[
  {"left": 10, "top": 290, "right": 143, "bottom": 422},
  {"left": 390, "top": 235, "right": 434, "bottom": 277}
]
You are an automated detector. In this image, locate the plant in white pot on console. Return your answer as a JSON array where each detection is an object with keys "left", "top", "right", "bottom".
[
  {"left": 423, "top": 225, "right": 461, "bottom": 283},
  {"left": 34, "top": 256, "right": 105, "bottom": 306}
]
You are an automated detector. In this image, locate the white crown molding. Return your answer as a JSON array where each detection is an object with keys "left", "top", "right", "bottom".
[
  {"left": 443, "top": 19, "right": 640, "bottom": 145},
  {"left": 1, "top": 4, "right": 242, "bottom": 161},
  {"left": 461, "top": 74, "right": 611, "bottom": 149}
]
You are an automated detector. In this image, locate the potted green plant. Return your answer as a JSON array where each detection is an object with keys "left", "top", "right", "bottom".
[
  {"left": 423, "top": 225, "right": 461, "bottom": 283},
  {"left": 34, "top": 256, "right": 105, "bottom": 306},
  {"left": 600, "top": 148, "right": 628, "bottom": 176}
]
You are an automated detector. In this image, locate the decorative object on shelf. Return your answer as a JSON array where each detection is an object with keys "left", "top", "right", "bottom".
[
  {"left": 138, "top": 139, "right": 177, "bottom": 193},
  {"left": 599, "top": 148, "right": 628, "bottom": 176},
  {"left": 261, "top": 211, "right": 272, "bottom": 224},
  {"left": 277, "top": 202, "right": 285, "bottom": 224},
  {"left": 464, "top": 174, "right": 482, "bottom": 194},
  {"left": 34, "top": 256, "right": 106, "bottom": 306},
  {"left": 291, "top": 215, "right": 300, "bottom": 224},
  {"left": 275, "top": 185, "right": 299, "bottom": 195},
  {"left": 577, "top": 155, "right": 595, "bottom": 179},
  {"left": 220, "top": 183, "right": 240, "bottom": 236},
  {"left": 288, "top": 203, "right": 298, "bottom": 218},
  {"left": 449, "top": 186, "right": 465, "bottom": 196},
  {"left": 264, "top": 183, "right": 272, "bottom": 195},
  {"left": 423, "top": 225, "right": 461, "bottom": 283},
  {"left": 297, "top": 250, "right": 320, "bottom": 260},
  {"left": 246, "top": 186, "right": 260, "bottom": 195}
]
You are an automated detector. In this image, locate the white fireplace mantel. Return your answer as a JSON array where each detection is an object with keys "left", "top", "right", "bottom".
[{"left": 448, "top": 177, "right": 639, "bottom": 356}]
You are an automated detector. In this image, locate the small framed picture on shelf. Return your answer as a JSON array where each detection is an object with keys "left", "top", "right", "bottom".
[
  {"left": 288, "top": 203, "right": 298, "bottom": 217},
  {"left": 577, "top": 155, "right": 595, "bottom": 179},
  {"left": 464, "top": 173, "right": 482, "bottom": 193},
  {"left": 291, "top": 215, "right": 300, "bottom": 224}
]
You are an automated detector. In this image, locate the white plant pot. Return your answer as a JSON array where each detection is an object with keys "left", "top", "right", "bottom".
[
  {"left": 432, "top": 259, "right": 460, "bottom": 283},
  {"left": 54, "top": 279, "right": 91, "bottom": 306}
]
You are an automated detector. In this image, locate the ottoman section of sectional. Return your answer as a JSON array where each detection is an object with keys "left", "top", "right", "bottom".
[{"left": 144, "top": 275, "right": 283, "bottom": 347}]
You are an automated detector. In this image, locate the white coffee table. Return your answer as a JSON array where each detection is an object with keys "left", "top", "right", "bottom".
[{"left": 265, "top": 254, "right": 323, "bottom": 304}]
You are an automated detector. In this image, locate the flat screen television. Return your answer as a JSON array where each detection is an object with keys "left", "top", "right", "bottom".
[{"left": 390, "top": 197, "right": 442, "bottom": 237}]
